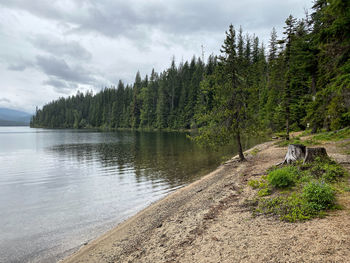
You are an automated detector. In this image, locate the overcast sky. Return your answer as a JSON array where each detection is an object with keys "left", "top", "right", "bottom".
[{"left": 0, "top": 0, "right": 312, "bottom": 113}]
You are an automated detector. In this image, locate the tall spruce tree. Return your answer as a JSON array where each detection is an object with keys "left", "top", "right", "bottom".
[
  {"left": 193, "top": 25, "right": 248, "bottom": 161},
  {"left": 282, "top": 15, "right": 297, "bottom": 140}
]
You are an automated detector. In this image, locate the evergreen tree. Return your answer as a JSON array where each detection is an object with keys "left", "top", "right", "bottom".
[{"left": 193, "top": 25, "right": 248, "bottom": 161}]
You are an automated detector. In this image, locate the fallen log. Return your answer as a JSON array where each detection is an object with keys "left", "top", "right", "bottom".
[
  {"left": 283, "top": 144, "right": 306, "bottom": 164},
  {"left": 303, "top": 147, "right": 328, "bottom": 163}
]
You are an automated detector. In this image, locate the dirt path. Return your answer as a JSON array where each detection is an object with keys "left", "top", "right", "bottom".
[{"left": 62, "top": 140, "right": 350, "bottom": 263}]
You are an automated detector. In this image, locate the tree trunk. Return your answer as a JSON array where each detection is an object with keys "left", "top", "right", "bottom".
[
  {"left": 303, "top": 147, "right": 328, "bottom": 163},
  {"left": 310, "top": 73, "right": 318, "bottom": 134},
  {"left": 283, "top": 144, "right": 306, "bottom": 164},
  {"left": 236, "top": 131, "right": 245, "bottom": 161}
]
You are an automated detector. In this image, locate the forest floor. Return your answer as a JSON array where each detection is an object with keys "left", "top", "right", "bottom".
[{"left": 62, "top": 133, "right": 350, "bottom": 263}]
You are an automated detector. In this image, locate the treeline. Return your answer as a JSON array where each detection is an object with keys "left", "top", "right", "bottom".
[
  {"left": 31, "top": 57, "right": 209, "bottom": 129},
  {"left": 31, "top": 0, "right": 349, "bottom": 134}
]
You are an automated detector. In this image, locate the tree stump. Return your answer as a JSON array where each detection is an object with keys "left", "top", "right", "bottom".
[
  {"left": 283, "top": 144, "right": 306, "bottom": 164},
  {"left": 303, "top": 147, "right": 328, "bottom": 163}
]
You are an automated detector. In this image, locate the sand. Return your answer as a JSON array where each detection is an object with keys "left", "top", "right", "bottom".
[{"left": 62, "top": 139, "right": 350, "bottom": 263}]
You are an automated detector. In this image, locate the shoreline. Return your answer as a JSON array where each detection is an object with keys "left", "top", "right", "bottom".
[{"left": 62, "top": 139, "right": 350, "bottom": 263}]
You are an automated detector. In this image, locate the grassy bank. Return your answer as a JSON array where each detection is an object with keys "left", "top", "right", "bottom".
[{"left": 249, "top": 128, "right": 350, "bottom": 222}]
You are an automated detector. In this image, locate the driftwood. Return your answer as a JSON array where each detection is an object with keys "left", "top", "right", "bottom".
[
  {"left": 283, "top": 144, "right": 306, "bottom": 164},
  {"left": 303, "top": 147, "right": 328, "bottom": 163}
]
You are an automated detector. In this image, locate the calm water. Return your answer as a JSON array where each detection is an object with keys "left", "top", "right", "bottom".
[{"left": 0, "top": 127, "right": 263, "bottom": 262}]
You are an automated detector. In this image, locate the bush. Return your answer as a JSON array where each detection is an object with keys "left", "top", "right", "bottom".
[
  {"left": 313, "top": 127, "right": 350, "bottom": 141},
  {"left": 248, "top": 179, "right": 261, "bottom": 189},
  {"left": 256, "top": 193, "right": 312, "bottom": 222},
  {"left": 322, "top": 163, "right": 346, "bottom": 182},
  {"left": 307, "top": 158, "right": 347, "bottom": 182},
  {"left": 267, "top": 166, "right": 299, "bottom": 188},
  {"left": 258, "top": 188, "right": 271, "bottom": 197},
  {"left": 302, "top": 181, "right": 335, "bottom": 211}
]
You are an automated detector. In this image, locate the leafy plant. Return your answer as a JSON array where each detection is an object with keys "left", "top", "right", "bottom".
[
  {"left": 256, "top": 193, "right": 313, "bottom": 222},
  {"left": 258, "top": 188, "right": 271, "bottom": 197},
  {"left": 313, "top": 127, "right": 350, "bottom": 141},
  {"left": 267, "top": 166, "right": 299, "bottom": 188},
  {"left": 302, "top": 181, "right": 335, "bottom": 211},
  {"left": 248, "top": 179, "right": 261, "bottom": 189}
]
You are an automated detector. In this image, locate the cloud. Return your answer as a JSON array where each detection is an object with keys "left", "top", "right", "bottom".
[
  {"left": 0, "top": 0, "right": 310, "bottom": 42},
  {"left": 0, "top": 97, "right": 11, "bottom": 103},
  {"left": 31, "top": 35, "right": 92, "bottom": 61},
  {"left": 36, "top": 55, "right": 95, "bottom": 84},
  {"left": 0, "top": 0, "right": 312, "bottom": 112},
  {"left": 43, "top": 78, "right": 78, "bottom": 94},
  {"left": 7, "top": 60, "right": 33, "bottom": 71}
]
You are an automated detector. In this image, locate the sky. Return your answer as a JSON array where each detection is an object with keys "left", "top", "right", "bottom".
[{"left": 0, "top": 0, "right": 313, "bottom": 113}]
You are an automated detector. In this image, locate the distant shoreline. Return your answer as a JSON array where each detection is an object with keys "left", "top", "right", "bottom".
[{"left": 0, "top": 123, "right": 29, "bottom": 127}]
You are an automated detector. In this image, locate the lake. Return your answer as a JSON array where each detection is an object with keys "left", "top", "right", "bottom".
[{"left": 0, "top": 127, "right": 263, "bottom": 262}]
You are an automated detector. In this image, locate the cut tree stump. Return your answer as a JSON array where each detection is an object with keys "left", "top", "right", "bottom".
[
  {"left": 283, "top": 144, "right": 306, "bottom": 164},
  {"left": 303, "top": 147, "right": 328, "bottom": 163}
]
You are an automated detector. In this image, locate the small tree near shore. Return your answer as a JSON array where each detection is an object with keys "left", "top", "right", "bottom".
[{"left": 193, "top": 25, "right": 251, "bottom": 161}]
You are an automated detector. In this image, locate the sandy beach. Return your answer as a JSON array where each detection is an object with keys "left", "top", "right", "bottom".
[{"left": 62, "top": 139, "right": 350, "bottom": 263}]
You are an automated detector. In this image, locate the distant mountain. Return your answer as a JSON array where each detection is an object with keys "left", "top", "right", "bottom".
[{"left": 0, "top": 108, "right": 32, "bottom": 126}]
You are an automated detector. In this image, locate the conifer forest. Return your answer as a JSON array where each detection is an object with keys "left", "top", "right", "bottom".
[{"left": 31, "top": 0, "right": 349, "bottom": 147}]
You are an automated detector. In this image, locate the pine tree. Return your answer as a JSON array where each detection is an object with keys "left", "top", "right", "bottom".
[
  {"left": 193, "top": 25, "right": 248, "bottom": 161},
  {"left": 282, "top": 15, "right": 297, "bottom": 140}
]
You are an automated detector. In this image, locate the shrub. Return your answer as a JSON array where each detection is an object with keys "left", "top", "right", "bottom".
[
  {"left": 307, "top": 158, "right": 347, "bottom": 182},
  {"left": 267, "top": 166, "right": 299, "bottom": 188},
  {"left": 322, "top": 163, "right": 346, "bottom": 182},
  {"left": 256, "top": 193, "right": 312, "bottom": 222},
  {"left": 258, "top": 188, "right": 271, "bottom": 197},
  {"left": 313, "top": 127, "right": 350, "bottom": 141},
  {"left": 248, "top": 179, "right": 260, "bottom": 189},
  {"left": 302, "top": 181, "right": 335, "bottom": 211}
]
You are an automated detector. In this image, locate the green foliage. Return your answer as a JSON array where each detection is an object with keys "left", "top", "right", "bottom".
[
  {"left": 305, "top": 157, "right": 348, "bottom": 182},
  {"left": 256, "top": 183, "right": 336, "bottom": 222},
  {"left": 248, "top": 179, "right": 268, "bottom": 190},
  {"left": 275, "top": 137, "right": 302, "bottom": 147},
  {"left": 31, "top": 56, "right": 208, "bottom": 130},
  {"left": 192, "top": 25, "right": 259, "bottom": 160},
  {"left": 248, "top": 177, "right": 272, "bottom": 197},
  {"left": 313, "top": 127, "right": 350, "bottom": 141},
  {"left": 302, "top": 181, "right": 335, "bottom": 211},
  {"left": 30, "top": 0, "right": 349, "bottom": 143},
  {"left": 267, "top": 166, "right": 299, "bottom": 188},
  {"left": 253, "top": 156, "right": 347, "bottom": 222},
  {"left": 250, "top": 148, "right": 260, "bottom": 156},
  {"left": 256, "top": 193, "right": 313, "bottom": 222},
  {"left": 275, "top": 136, "right": 320, "bottom": 147},
  {"left": 258, "top": 188, "right": 271, "bottom": 197},
  {"left": 248, "top": 179, "right": 261, "bottom": 189}
]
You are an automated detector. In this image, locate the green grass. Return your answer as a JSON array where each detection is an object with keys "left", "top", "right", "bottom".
[
  {"left": 250, "top": 148, "right": 260, "bottom": 156},
  {"left": 302, "top": 181, "right": 335, "bottom": 211},
  {"left": 275, "top": 136, "right": 320, "bottom": 147},
  {"left": 249, "top": 157, "right": 349, "bottom": 222},
  {"left": 267, "top": 166, "right": 299, "bottom": 188},
  {"left": 275, "top": 127, "right": 350, "bottom": 148},
  {"left": 313, "top": 127, "right": 350, "bottom": 141}
]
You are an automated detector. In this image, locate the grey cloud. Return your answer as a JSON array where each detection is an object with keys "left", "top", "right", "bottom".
[
  {"left": 36, "top": 55, "right": 95, "bottom": 84},
  {"left": 43, "top": 78, "right": 78, "bottom": 94},
  {"left": 31, "top": 35, "right": 92, "bottom": 61},
  {"left": 0, "top": 97, "right": 11, "bottom": 103},
  {"left": 7, "top": 60, "right": 33, "bottom": 71},
  {"left": 0, "top": 0, "right": 309, "bottom": 42}
]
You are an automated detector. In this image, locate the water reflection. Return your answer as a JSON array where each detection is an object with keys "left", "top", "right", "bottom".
[
  {"left": 47, "top": 131, "right": 230, "bottom": 189},
  {"left": 0, "top": 128, "right": 265, "bottom": 263}
]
